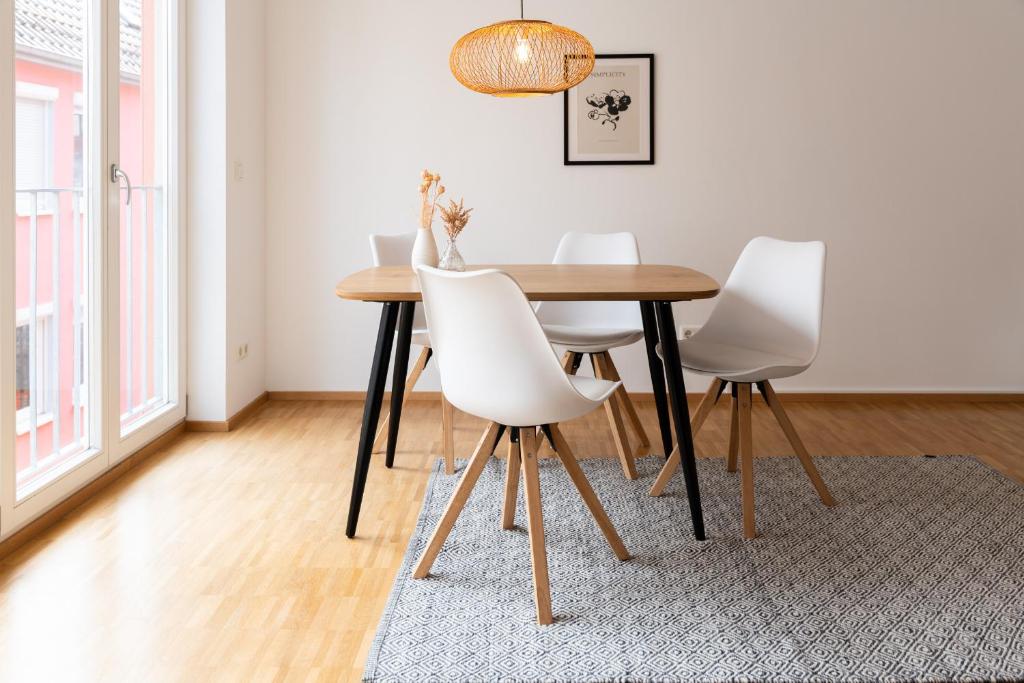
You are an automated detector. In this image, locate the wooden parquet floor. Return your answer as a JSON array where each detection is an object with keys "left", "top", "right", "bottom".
[{"left": 1, "top": 397, "right": 1021, "bottom": 681}]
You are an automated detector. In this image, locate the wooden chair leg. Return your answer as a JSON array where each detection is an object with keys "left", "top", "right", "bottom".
[
  {"left": 592, "top": 354, "right": 637, "bottom": 480},
  {"left": 758, "top": 381, "right": 835, "bottom": 506},
  {"left": 649, "top": 378, "right": 723, "bottom": 497},
  {"left": 441, "top": 395, "right": 455, "bottom": 475},
  {"left": 473, "top": 423, "right": 510, "bottom": 461},
  {"left": 413, "top": 422, "right": 501, "bottom": 579},
  {"left": 537, "top": 353, "right": 580, "bottom": 459},
  {"left": 726, "top": 384, "right": 739, "bottom": 473},
  {"left": 372, "top": 346, "right": 431, "bottom": 453},
  {"left": 536, "top": 425, "right": 564, "bottom": 459},
  {"left": 595, "top": 352, "right": 651, "bottom": 457},
  {"left": 737, "top": 383, "right": 756, "bottom": 539},
  {"left": 536, "top": 426, "right": 556, "bottom": 458},
  {"left": 549, "top": 425, "right": 629, "bottom": 560},
  {"left": 560, "top": 350, "right": 578, "bottom": 374},
  {"left": 501, "top": 428, "right": 521, "bottom": 529},
  {"left": 690, "top": 377, "right": 723, "bottom": 439},
  {"left": 649, "top": 446, "right": 680, "bottom": 497},
  {"left": 520, "top": 427, "right": 553, "bottom": 625}
]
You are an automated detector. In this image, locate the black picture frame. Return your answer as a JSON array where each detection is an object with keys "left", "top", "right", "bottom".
[{"left": 564, "top": 53, "right": 655, "bottom": 165}]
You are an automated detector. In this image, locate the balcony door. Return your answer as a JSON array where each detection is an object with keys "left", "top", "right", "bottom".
[
  {"left": 0, "top": 0, "right": 184, "bottom": 536},
  {"left": 111, "top": 0, "right": 183, "bottom": 453}
]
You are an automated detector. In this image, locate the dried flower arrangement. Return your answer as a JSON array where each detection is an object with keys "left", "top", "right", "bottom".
[
  {"left": 418, "top": 169, "right": 445, "bottom": 230},
  {"left": 415, "top": 168, "right": 472, "bottom": 271},
  {"left": 438, "top": 198, "right": 473, "bottom": 241}
]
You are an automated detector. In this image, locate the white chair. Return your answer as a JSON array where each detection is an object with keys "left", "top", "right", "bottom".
[
  {"left": 412, "top": 266, "right": 630, "bottom": 625},
  {"left": 535, "top": 232, "right": 652, "bottom": 479},
  {"left": 369, "top": 233, "right": 455, "bottom": 474},
  {"left": 649, "top": 237, "right": 836, "bottom": 539}
]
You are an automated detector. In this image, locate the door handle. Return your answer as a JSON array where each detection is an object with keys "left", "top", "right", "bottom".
[{"left": 111, "top": 163, "right": 132, "bottom": 205}]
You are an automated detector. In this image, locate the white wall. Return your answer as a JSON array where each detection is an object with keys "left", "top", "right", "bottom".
[
  {"left": 265, "top": 0, "right": 1024, "bottom": 394},
  {"left": 187, "top": 0, "right": 266, "bottom": 420},
  {"left": 225, "top": 0, "right": 267, "bottom": 416},
  {"left": 187, "top": 0, "right": 227, "bottom": 419}
]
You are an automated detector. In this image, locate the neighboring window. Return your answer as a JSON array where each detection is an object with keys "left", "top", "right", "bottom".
[
  {"left": 73, "top": 94, "right": 84, "bottom": 189},
  {"left": 75, "top": 314, "right": 86, "bottom": 408},
  {"left": 15, "top": 305, "right": 55, "bottom": 434},
  {"left": 15, "top": 82, "right": 58, "bottom": 215},
  {"left": 15, "top": 324, "right": 30, "bottom": 412}
]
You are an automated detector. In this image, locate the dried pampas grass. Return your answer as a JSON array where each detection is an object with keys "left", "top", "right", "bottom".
[{"left": 438, "top": 198, "right": 473, "bottom": 240}]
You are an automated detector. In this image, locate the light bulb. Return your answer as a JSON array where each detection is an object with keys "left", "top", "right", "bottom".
[{"left": 514, "top": 37, "right": 531, "bottom": 63}]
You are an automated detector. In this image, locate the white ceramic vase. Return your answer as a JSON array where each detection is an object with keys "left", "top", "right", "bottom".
[{"left": 410, "top": 226, "right": 439, "bottom": 269}]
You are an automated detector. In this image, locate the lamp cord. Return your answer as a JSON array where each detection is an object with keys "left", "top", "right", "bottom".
[{"left": 520, "top": 0, "right": 524, "bottom": 19}]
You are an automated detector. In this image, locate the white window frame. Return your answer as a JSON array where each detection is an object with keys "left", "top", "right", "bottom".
[{"left": 110, "top": 0, "right": 187, "bottom": 460}]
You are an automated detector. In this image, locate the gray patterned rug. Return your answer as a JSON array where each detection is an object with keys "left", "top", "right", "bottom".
[{"left": 364, "top": 455, "right": 1024, "bottom": 682}]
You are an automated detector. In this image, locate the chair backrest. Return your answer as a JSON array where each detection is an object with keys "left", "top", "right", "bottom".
[
  {"left": 369, "top": 232, "right": 426, "bottom": 330},
  {"left": 697, "top": 237, "right": 826, "bottom": 366},
  {"left": 534, "top": 232, "right": 644, "bottom": 330},
  {"left": 416, "top": 266, "right": 594, "bottom": 426}
]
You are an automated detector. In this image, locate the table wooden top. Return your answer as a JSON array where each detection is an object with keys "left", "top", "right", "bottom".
[{"left": 335, "top": 264, "right": 720, "bottom": 302}]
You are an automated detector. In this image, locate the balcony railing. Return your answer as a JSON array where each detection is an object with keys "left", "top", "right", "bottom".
[
  {"left": 15, "top": 184, "right": 166, "bottom": 487},
  {"left": 118, "top": 184, "right": 168, "bottom": 429},
  {"left": 16, "top": 188, "right": 87, "bottom": 482}
]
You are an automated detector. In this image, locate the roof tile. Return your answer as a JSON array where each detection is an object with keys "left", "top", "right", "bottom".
[{"left": 15, "top": 0, "right": 143, "bottom": 76}]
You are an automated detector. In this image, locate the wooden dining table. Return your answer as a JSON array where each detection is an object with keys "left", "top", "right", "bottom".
[{"left": 335, "top": 264, "right": 720, "bottom": 540}]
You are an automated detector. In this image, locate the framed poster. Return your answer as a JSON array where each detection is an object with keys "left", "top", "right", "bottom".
[{"left": 564, "top": 53, "right": 654, "bottom": 165}]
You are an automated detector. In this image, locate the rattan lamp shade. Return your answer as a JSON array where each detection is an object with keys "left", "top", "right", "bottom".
[{"left": 450, "top": 20, "right": 595, "bottom": 97}]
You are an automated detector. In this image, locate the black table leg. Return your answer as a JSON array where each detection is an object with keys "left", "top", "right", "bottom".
[
  {"left": 641, "top": 301, "right": 673, "bottom": 458},
  {"left": 655, "top": 300, "right": 706, "bottom": 541},
  {"left": 346, "top": 302, "right": 400, "bottom": 538},
  {"left": 385, "top": 302, "right": 415, "bottom": 469}
]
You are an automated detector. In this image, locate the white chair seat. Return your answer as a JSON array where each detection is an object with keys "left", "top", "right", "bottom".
[
  {"left": 461, "top": 373, "right": 619, "bottom": 428},
  {"left": 412, "top": 329, "right": 431, "bottom": 347},
  {"left": 541, "top": 324, "right": 643, "bottom": 353},
  {"left": 567, "top": 375, "right": 620, "bottom": 403},
  {"left": 658, "top": 339, "right": 807, "bottom": 383},
  {"left": 681, "top": 338, "right": 808, "bottom": 383},
  {"left": 536, "top": 232, "right": 645, "bottom": 354}
]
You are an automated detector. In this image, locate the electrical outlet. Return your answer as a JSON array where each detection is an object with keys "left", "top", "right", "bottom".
[
  {"left": 677, "top": 325, "right": 700, "bottom": 340},
  {"left": 237, "top": 343, "right": 248, "bottom": 360}
]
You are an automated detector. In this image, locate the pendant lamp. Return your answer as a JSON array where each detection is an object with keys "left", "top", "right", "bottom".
[{"left": 450, "top": 1, "right": 595, "bottom": 97}]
